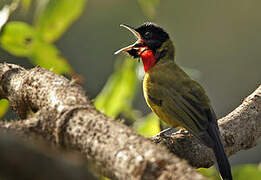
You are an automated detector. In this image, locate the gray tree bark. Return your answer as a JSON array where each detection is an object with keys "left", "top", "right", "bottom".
[{"left": 0, "top": 63, "right": 205, "bottom": 180}]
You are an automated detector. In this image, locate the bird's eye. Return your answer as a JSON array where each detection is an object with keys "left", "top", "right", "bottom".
[{"left": 144, "top": 31, "right": 152, "bottom": 38}]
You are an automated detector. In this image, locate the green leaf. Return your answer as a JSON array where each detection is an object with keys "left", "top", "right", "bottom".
[
  {"left": 199, "top": 164, "right": 261, "bottom": 180},
  {"left": 94, "top": 58, "right": 138, "bottom": 118},
  {"left": 0, "top": 21, "right": 72, "bottom": 74},
  {"left": 134, "top": 113, "right": 160, "bottom": 137},
  {"left": 0, "top": 99, "right": 9, "bottom": 118},
  {"left": 30, "top": 40, "right": 72, "bottom": 74},
  {"left": 0, "top": 21, "right": 37, "bottom": 56},
  {"left": 21, "top": 0, "right": 32, "bottom": 12},
  {"left": 35, "top": 0, "right": 87, "bottom": 42},
  {"left": 232, "top": 164, "right": 261, "bottom": 180},
  {"left": 137, "top": 0, "right": 160, "bottom": 19},
  {"left": 198, "top": 167, "right": 219, "bottom": 180}
]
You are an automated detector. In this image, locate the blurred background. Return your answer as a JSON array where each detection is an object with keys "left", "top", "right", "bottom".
[{"left": 0, "top": 0, "right": 260, "bottom": 179}]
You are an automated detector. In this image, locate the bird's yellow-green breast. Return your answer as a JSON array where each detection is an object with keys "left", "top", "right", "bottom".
[{"left": 143, "top": 61, "right": 183, "bottom": 128}]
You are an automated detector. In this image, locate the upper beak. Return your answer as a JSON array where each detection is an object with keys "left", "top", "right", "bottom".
[{"left": 114, "top": 24, "right": 143, "bottom": 55}]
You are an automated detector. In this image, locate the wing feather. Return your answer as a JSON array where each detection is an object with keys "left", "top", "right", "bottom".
[
  {"left": 163, "top": 89, "right": 209, "bottom": 136},
  {"left": 146, "top": 62, "right": 216, "bottom": 140}
]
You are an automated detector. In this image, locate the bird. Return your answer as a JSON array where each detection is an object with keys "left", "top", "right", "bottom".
[{"left": 115, "top": 22, "right": 232, "bottom": 180}]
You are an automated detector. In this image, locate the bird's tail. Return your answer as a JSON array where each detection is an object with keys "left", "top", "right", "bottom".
[{"left": 207, "top": 123, "right": 233, "bottom": 180}]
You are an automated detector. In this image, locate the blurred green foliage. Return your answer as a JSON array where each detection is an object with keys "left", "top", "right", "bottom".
[
  {"left": 0, "top": 0, "right": 87, "bottom": 75},
  {"left": 198, "top": 167, "right": 219, "bottom": 180},
  {"left": 232, "top": 164, "right": 261, "bottom": 180},
  {"left": 1, "top": 22, "right": 36, "bottom": 56},
  {"left": 95, "top": 58, "right": 138, "bottom": 118},
  {"left": 1, "top": 21, "right": 73, "bottom": 74},
  {"left": 21, "top": 0, "right": 31, "bottom": 12},
  {"left": 35, "top": 0, "right": 87, "bottom": 42},
  {"left": 134, "top": 113, "right": 160, "bottom": 137},
  {"left": 30, "top": 39, "right": 72, "bottom": 74},
  {"left": 0, "top": 0, "right": 86, "bottom": 119},
  {"left": 0, "top": 99, "right": 9, "bottom": 118},
  {"left": 199, "top": 164, "right": 261, "bottom": 180},
  {"left": 137, "top": 0, "right": 160, "bottom": 19}
]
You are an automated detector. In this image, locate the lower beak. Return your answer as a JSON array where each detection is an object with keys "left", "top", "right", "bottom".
[{"left": 114, "top": 24, "right": 143, "bottom": 55}]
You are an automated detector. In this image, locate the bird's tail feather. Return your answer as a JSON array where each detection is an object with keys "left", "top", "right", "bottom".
[{"left": 207, "top": 123, "right": 233, "bottom": 180}]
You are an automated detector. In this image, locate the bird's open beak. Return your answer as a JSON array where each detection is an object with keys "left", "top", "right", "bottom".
[{"left": 114, "top": 24, "right": 143, "bottom": 55}]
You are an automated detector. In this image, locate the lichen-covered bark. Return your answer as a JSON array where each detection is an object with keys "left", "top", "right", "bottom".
[
  {"left": 154, "top": 85, "right": 261, "bottom": 168},
  {"left": 63, "top": 108, "right": 205, "bottom": 179},
  {"left": 0, "top": 63, "right": 205, "bottom": 180}
]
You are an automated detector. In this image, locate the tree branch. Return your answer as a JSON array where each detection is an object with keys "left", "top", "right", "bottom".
[
  {"left": 0, "top": 63, "right": 205, "bottom": 180},
  {"left": 153, "top": 85, "right": 261, "bottom": 168}
]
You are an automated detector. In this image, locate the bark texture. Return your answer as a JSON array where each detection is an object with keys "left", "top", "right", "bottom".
[
  {"left": 154, "top": 85, "right": 261, "bottom": 168},
  {"left": 0, "top": 63, "right": 205, "bottom": 180}
]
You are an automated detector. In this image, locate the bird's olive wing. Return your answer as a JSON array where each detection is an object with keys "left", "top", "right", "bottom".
[
  {"left": 163, "top": 88, "right": 209, "bottom": 135},
  {"left": 147, "top": 63, "right": 217, "bottom": 138}
]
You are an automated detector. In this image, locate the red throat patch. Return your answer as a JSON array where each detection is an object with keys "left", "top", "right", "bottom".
[{"left": 140, "top": 49, "right": 156, "bottom": 72}]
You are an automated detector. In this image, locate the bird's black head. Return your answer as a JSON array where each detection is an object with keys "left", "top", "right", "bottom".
[
  {"left": 135, "top": 22, "right": 169, "bottom": 51},
  {"left": 114, "top": 22, "right": 170, "bottom": 58}
]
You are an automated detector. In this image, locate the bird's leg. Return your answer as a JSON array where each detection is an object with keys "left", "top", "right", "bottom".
[
  {"left": 173, "top": 128, "right": 189, "bottom": 135},
  {"left": 153, "top": 127, "right": 175, "bottom": 138},
  {"left": 153, "top": 127, "right": 189, "bottom": 139}
]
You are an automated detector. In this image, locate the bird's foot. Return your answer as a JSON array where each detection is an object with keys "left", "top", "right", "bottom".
[
  {"left": 173, "top": 128, "right": 189, "bottom": 135},
  {"left": 153, "top": 127, "right": 175, "bottom": 138}
]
